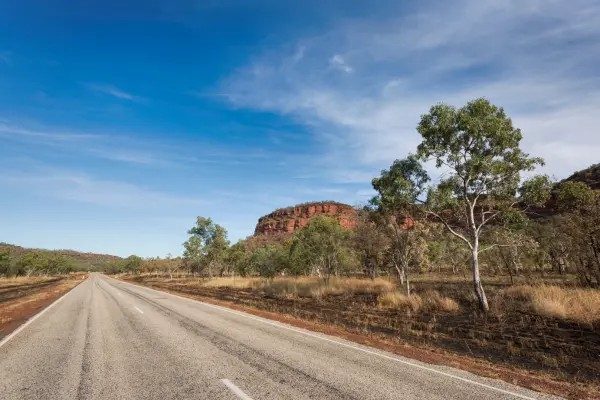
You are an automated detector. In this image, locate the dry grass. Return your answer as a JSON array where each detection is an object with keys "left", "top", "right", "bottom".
[
  {"left": 378, "top": 290, "right": 460, "bottom": 314},
  {"left": 0, "top": 276, "right": 57, "bottom": 290},
  {"left": 200, "top": 277, "right": 257, "bottom": 288},
  {"left": 500, "top": 285, "right": 600, "bottom": 324},
  {"left": 126, "top": 274, "right": 397, "bottom": 299},
  {"left": 252, "top": 277, "right": 396, "bottom": 299}
]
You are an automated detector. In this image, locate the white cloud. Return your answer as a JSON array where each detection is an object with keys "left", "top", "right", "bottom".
[
  {"left": 292, "top": 45, "right": 306, "bottom": 62},
  {"left": 81, "top": 82, "right": 145, "bottom": 103},
  {"left": 329, "top": 54, "right": 353, "bottom": 73},
  {"left": 221, "top": 0, "right": 600, "bottom": 182}
]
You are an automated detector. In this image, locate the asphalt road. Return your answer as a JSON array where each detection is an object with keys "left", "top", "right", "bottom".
[{"left": 0, "top": 274, "right": 561, "bottom": 400}]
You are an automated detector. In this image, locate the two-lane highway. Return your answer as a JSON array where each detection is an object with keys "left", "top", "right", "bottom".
[{"left": 0, "top": 274, "right": 561, "bottom": 399}]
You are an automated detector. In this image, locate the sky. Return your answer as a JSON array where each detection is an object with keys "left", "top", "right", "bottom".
[{"left": 1, "top": 0, "right": 599, "bottom": 257}]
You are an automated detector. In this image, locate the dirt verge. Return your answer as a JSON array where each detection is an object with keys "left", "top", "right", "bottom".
[
  {"left": 120, "top": 276, "right": 599, "bottom": 399},
  {"left": 0, "top": 275, "right": 86, "bottom": 340}
]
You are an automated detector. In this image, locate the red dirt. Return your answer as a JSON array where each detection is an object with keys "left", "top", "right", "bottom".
[
  {"left": 0, "top": 277, "right": 85, "bottom": 339},
  {"left": 122, "top": 277, "right": 598, "bottom": 399}
]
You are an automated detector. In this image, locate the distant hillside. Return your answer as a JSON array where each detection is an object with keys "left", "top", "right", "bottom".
[
  {"left": 0, "top": 243, "right": 121, "bottom": 268},
  {"left": 562, "top": 163, "right": 600, "bottom": 190}
]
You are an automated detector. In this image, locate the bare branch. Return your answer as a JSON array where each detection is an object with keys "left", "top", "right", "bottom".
[{"left": 425, "top": 210, "right": 473, "bottom": 250}]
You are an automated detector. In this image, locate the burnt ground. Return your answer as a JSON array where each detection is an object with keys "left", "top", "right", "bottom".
[
  {"left": 123, "top": 275, "right": 600, "bottom": 399},
  {"left": 0, "top": 276, "right": 85, "bottom": 340}
]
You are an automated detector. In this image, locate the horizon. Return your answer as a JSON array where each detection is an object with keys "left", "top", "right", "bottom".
[{"left": 2, "top": 0, "right": 599, "bottom": 257}]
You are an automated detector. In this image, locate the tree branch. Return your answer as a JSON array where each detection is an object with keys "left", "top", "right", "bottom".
[{"left": 425, "top": 210, "right": 473, "bottom": 250}]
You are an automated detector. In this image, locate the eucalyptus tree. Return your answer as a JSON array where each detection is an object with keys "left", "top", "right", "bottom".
[{"left": 373, "top": 98, "right": 551, "bottom": 311}]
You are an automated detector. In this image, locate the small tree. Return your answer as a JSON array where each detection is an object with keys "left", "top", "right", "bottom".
[
  {"left": 0, "top": 250, "right": 11, "bottom": 276},
  {"left": 186, "top": 217, "right": 230, "bottom": 279},
  {"left": 554, "top": 181, "right": 600, "bottom": 285},
  {"left": 352, "top": 211, "right": 389, "bottom": 280},
  {"left": 122, "top": 255, "right": 143, "bottom": 274},
  {"left": 383, "top": 218, "right": 429, "bottom": 295},
  {"left": 291, "top": 216, "right": 354, "bottom": 285},
  {"left": 251, "top": 244, "right": 289, "bottom": 279},
  {"left": 226, "top": 241, "right": 252, "bottom": 277}
]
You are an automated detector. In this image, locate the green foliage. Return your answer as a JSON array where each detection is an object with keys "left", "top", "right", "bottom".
[
  {"left": 371, "top": 154, "right": 429, "bottom": 212},
  {"left": 417, "top": 98, "right": 547, "bottom": 211},
  {"left": 226, "top": 241, "right": 252, "bottom": 276},
  {"left": 122, "top": 255, "right": 143, "bottom": 273},
  {"left": 15, "top": 251, "right": 74, "bottom": 276},
  {"left": 0, "top": 250, "right": 12, "bottom": 276},
  {"left": 185, "top": 216, "right": 230, "bottom": 277},
  {"left": 251, "top": 244, "right": 289, "bottom": 279},
  {"left": 555, "top": 181, "right": 596, "bottom": 211},
  {"left": 291, "top": 215, "right": 355, "bottom": 284}
]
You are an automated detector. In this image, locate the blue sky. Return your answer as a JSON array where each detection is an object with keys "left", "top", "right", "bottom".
[{"left": 1, "top": 0, "right": 599, "bottom": 257}]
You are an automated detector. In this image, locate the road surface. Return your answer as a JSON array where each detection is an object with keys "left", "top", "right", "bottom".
[{"left": 0, "top": 274, "right": 560, "bottom": 399}]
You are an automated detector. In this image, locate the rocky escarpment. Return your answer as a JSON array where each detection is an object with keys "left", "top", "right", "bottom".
[{"left": 254, "top": 201, "right": 358, "bottom": 235}]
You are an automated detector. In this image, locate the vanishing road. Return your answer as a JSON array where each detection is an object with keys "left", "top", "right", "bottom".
[{"left": 0, "top": 274, "right": 560, "bottom": 400}]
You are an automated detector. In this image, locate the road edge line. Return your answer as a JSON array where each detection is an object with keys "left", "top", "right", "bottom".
[{"left": 0, "top": 276, "right": 88, "bottom": 349}]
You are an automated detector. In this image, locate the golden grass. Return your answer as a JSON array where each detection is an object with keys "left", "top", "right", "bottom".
[
  {"left": 0, "top": 276, "right": 56, "bottom": 289},
  {"left": 501, "top": 285, "right": 600, "bottom": 324},
  {"left": 252, "top": 277, "right": 396, "bottom": 299},
  {"left": 378, "top": 290, "right": 460, "bottom": 314},
  {"left": 200, "top": 277, "right": 257, "bottom": 288}
]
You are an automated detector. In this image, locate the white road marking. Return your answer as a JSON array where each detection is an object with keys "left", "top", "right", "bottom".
[
  {"left": 134, "top": 306, "right": 144, "bottom": 314},
  {"left": 105, "top": 276, "right": 543, "bottom": 400},
  {"left": 221, "top": 379, "right": 253, "bottom": 400},
  {"left": 0, "top": 277, "right": 87, "bottom": 349}
]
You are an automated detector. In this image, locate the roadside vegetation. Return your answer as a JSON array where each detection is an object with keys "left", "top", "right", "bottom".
[{"left": 74, "top": 98, "right": 600, "bottom": 390}]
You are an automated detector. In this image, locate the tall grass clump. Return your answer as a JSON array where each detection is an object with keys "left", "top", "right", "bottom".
[
  {"left": 252, "top": 277, "right": 396, "bottom": 299},
  {"left": 378, "top": 290, "right": 460, "bottom": 314},
  {"left": 501, "top": 285, "right": 600, "bottom": 324}
]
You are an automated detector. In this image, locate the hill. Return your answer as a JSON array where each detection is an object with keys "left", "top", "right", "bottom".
[
  {"left": 561, "top": 163, "right": 600, "bottom": 190},
  {"left": 254, "top": 201, "right": 358, "bottom": 236},
  {"left": 0, "top": 243, "right": 121, "bottom": 269}
]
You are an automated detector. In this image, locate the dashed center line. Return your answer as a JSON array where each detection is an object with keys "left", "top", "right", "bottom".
[
  {"left": 134, "top": 306, "right": 144, "bottom": 314},
  {"left": 221, "top": 379, "right": 253, "bottom": 400}
]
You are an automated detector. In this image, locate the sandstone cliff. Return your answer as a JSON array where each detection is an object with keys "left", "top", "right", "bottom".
[{"left": 254, "top": 201, "right": 358, "bottom": 235}]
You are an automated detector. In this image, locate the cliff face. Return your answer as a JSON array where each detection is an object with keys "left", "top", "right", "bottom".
[{"left": 254, "top": 201, "right": 358, "bottom": 235}]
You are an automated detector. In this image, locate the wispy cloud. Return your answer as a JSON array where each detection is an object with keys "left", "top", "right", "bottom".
[
  {"left": 221, "top": 0, "right": 600, "bottom": 181},
  {"left": 0, "top": 168, "right": 208, "bottom": 209},
  {"left": 81, "top": 82, "right": 146, "bottom": 103},
  {"left": 329, "top": 54, "right": 353, "bottom": 73},
  {"left": 0, "top": 122, "right": 98, "bottom": 141}
]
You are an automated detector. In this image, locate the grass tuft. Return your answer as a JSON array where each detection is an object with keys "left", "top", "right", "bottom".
[
  {"left": 378, "top": 290, "right": 460, "bottom": 314},
  {"left": 500, "top": 285, "right": 600, "bottom": 324}
]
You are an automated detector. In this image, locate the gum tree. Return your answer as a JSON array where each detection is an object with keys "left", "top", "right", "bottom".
[
  {"left": 374, "top": 98, "right": 551, "bottom": 311},
  {"left": 416, "top": 98, "right": 551, "bottom": 311}
]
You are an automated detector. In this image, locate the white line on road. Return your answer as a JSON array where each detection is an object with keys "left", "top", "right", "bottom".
[
  {"left": 221, "top": 379, "right": 253, "bottom": 400},
  {"left": 134, "top": 306, "right": 144, "bottom": 314},
  {"left": 0, "top": 277, "right": 87, "bottom": 349},
  {"left": 106, "top": 276, "right": 542, "bottom": 400}
]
